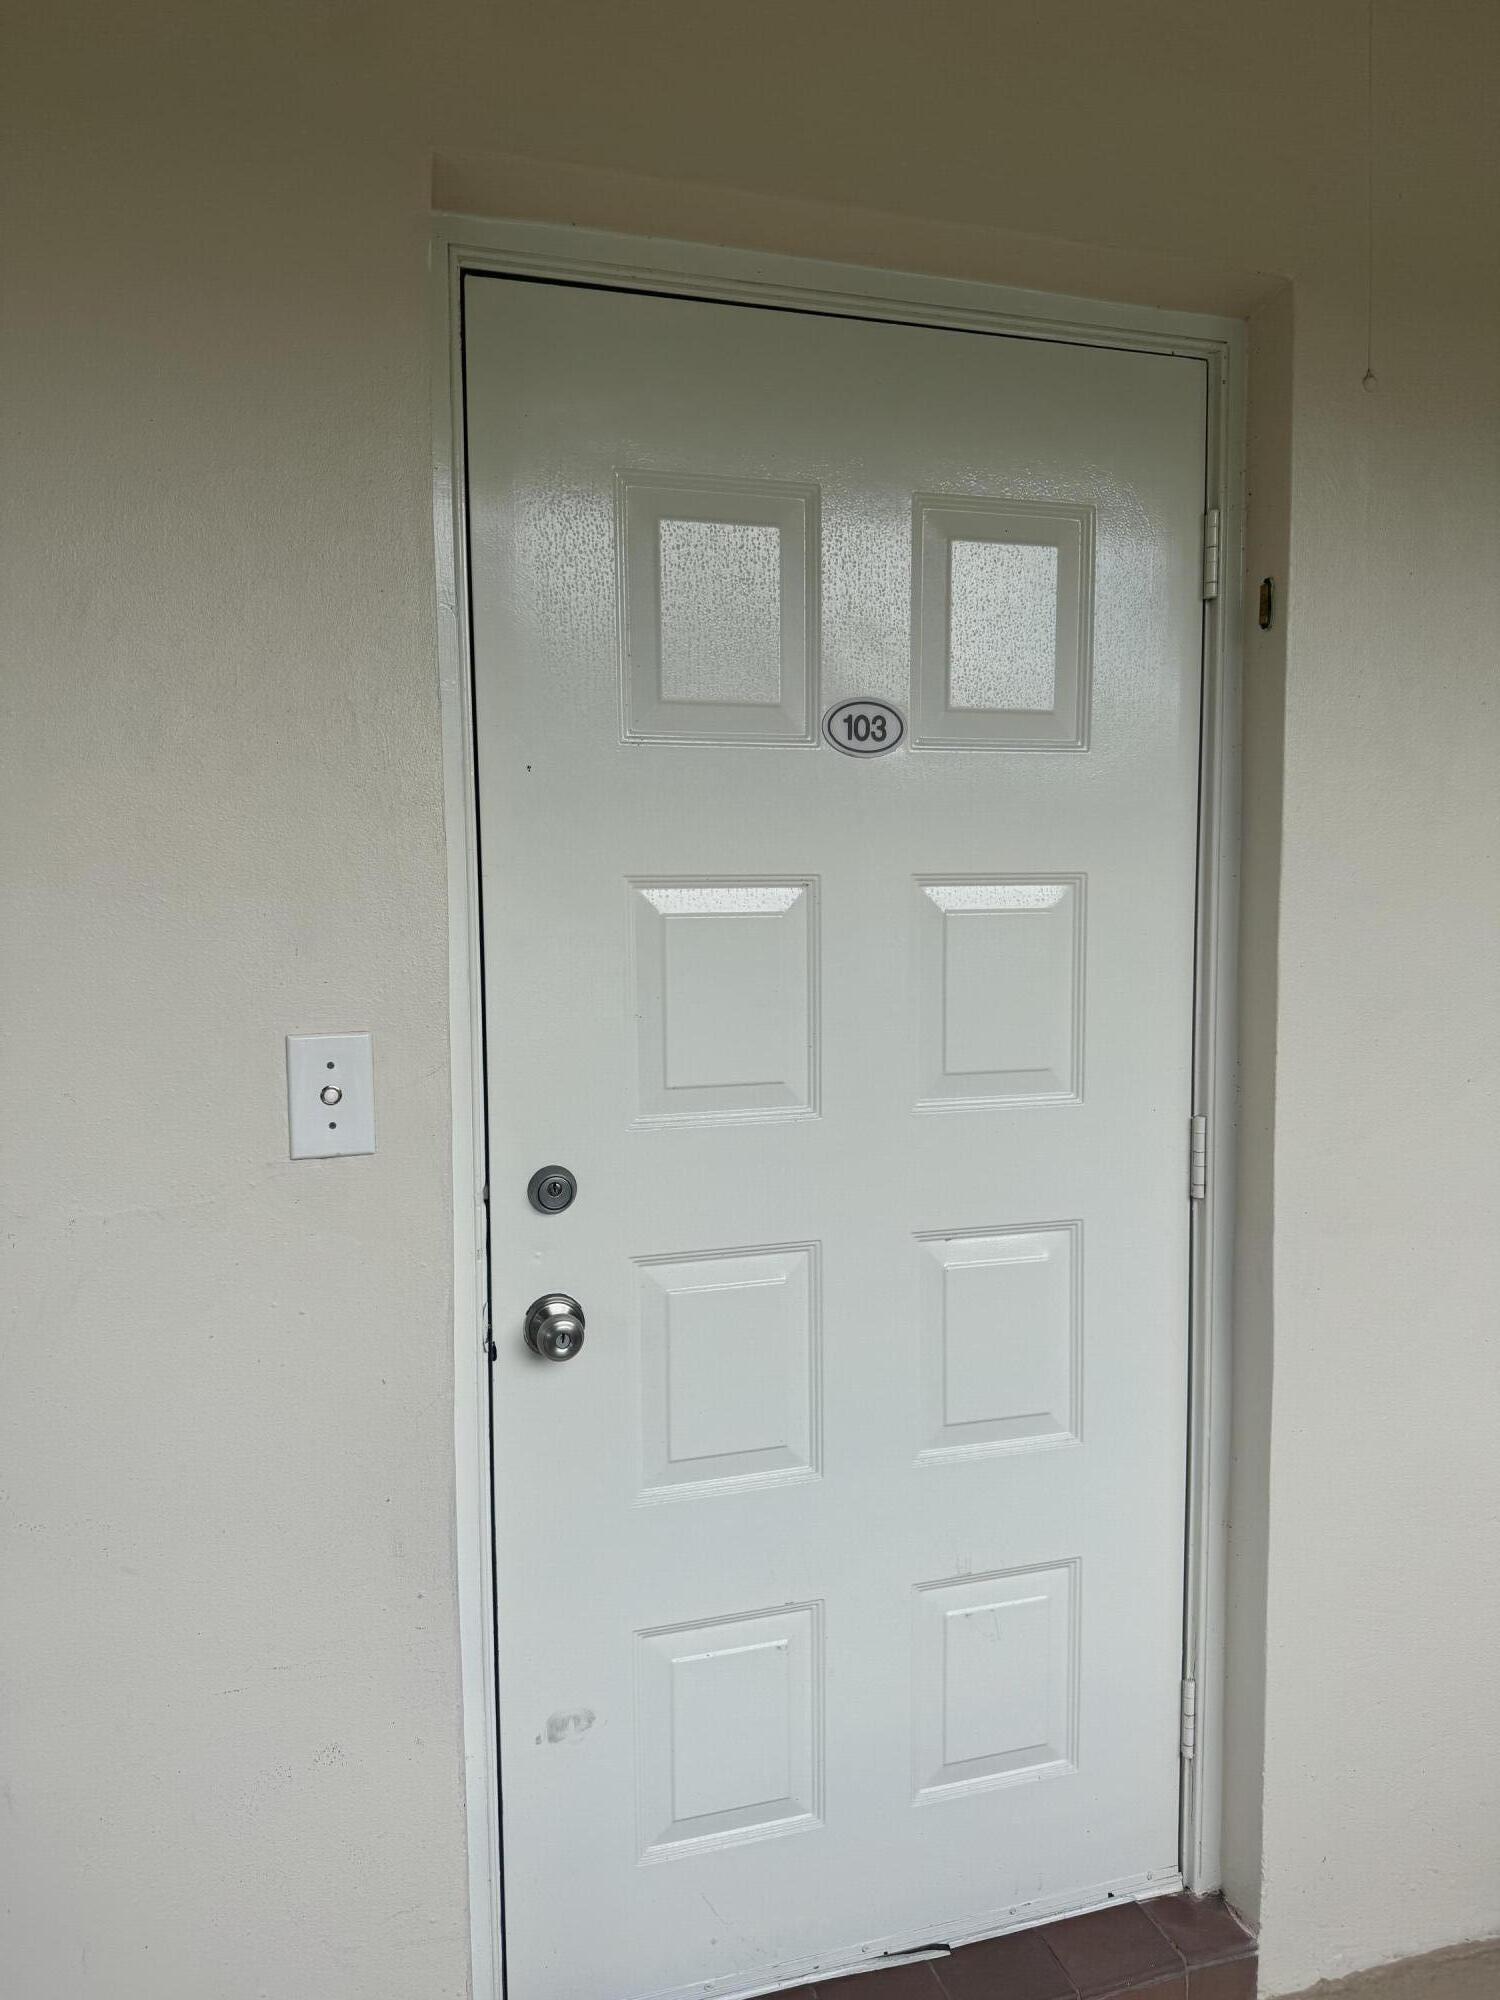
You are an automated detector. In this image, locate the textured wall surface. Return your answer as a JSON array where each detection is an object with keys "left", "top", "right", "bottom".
[{"left": 3, "top": 5, "right": 1497, "bottom": 1997}]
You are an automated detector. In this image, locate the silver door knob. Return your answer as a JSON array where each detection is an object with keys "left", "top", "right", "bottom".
[{"left": 524, "top": 1293, "right": 586, "bottom": 1362}]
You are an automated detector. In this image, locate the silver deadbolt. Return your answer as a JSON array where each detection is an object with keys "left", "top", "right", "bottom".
[
  {"left": 524, "top": 1293, "right": 586, "bottom": 1362},
  {"left": 527, "top": 1165, "right": 578, "bottom": 1214}
]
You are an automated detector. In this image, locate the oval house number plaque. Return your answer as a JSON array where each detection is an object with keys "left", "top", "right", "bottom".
[{"left": 822, "top": 698, "right": 906, "bottom": 757}]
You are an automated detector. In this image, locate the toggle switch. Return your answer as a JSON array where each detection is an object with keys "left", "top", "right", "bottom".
[{"left": 286, "top": 1033, "right": 375, "bottom": 1159}]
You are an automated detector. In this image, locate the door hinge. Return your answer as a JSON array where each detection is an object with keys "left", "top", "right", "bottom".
[
  {"left": 1180, "top": 1678, "right": 1198, "bottom": 1760},
  {"left": 1201, "top": 508, "right": 1222, "bottom": 601},
  {"left": 1189, "top": 1115, "right": 1208, "bottom": 1201},
  {"left": 483, "top": 1300, "right": 496, "bottom": 1363}
]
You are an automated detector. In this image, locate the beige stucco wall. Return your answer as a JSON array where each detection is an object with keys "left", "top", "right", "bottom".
[{"left": 3, "top": 5, "right": 1497, "bottom": 1997}]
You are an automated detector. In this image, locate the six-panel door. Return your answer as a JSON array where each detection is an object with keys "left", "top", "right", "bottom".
[{"left": 466, "top": 274, "right": 1206, "bottom": 2000}]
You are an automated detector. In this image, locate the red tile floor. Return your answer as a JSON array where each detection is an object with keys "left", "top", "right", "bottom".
[{"left": 807, "top": 1895, "right": 1256, "bottom": 2000}]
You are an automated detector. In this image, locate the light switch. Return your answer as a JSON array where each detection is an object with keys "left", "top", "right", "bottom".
[{"left": 287, "top": 1033, "right": 375, "bottom": 1159}]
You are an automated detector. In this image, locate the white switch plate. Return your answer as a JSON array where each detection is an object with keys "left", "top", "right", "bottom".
[{"left": 287, "top": 1033, "right": 375, "bottom": 1159}]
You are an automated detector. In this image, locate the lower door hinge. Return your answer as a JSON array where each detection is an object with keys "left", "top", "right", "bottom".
[
  {"left": 1189, "top": 1114, "right": 1208, "bottom": 1201},
  {"left": 1180, "top": 1678, "right": 1198, "bottom": 1760},
  {"left": 1201, "top": 508, "right": 1222, "bottom": 601}
]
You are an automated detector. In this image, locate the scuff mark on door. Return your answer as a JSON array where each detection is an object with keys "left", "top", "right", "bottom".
[{"left": 545, "top": 1708, "right": 597, "bottom": 1744}]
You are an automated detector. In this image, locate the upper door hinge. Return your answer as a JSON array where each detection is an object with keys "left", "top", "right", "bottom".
[
  {"left": 1189, "top": 1115, "right": 1208, "bottom": 1201},
  {"left": 1180, "top": 1678, "right": 1198, "bottom": 1760},
  {"left": 1201, "top": 508, "right": 1222, "bottom": 601}
]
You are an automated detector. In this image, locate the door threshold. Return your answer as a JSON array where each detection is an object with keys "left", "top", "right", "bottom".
[{"left": 645, "top": 1878, "right": 1256, "bottom": 2000}]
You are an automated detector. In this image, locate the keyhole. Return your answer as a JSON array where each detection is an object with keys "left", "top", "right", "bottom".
[{"left": 527, "top": 1165, "right": 577, "bottom": 1214}]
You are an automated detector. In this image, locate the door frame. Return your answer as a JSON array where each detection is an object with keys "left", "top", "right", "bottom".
[{"left": 429, "top": 214, "right": 1246, "bottom": 1999}]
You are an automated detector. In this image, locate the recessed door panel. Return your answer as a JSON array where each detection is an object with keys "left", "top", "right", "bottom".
[
  {"left": 913, "top": 1563, "right": 1079, "bottom": 1800},
  {"left": 635, "top": 1602, "right": 824, "bottom": 1859},
  {"left": 916, "top": 1223, "right": 1082, "bottom": 1460},
  {"left": 619, "top": 471, "right": 820, "bottom": 742},
  {"left": 636, "top": 1243, "right": 819, "bottom": 1498},
  {"left": 913, "top": 497, "right": 1094, "bottom": 747},
  {"left": 628, "top": 880, "right": 818, "bottom": 1123},
  {"left": 466, "top": 273, "right": 1204, "bottom": 1999}
]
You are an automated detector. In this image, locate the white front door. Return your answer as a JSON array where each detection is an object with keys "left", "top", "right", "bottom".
[{"left": 466, "top": 270, "right": 1206, "bottom": 2000}]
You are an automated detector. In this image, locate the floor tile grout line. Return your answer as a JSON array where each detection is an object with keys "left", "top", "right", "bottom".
[
  {"left": 1137, "top": 1897, "right": 1258, "bottom": 1968},
  {"left": 1136, "top": 1901, "right": 1192, "bottom": 1970},
  {"left": 1043, "top": 1927, "right": 1084, "bottom": 2000},
  {"left": 1091, "top": 1972, "right": 1192, "bottom": 1999},
  {"left": 929, "top": 1929, "right": 1082, "bottom": 1998}
]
